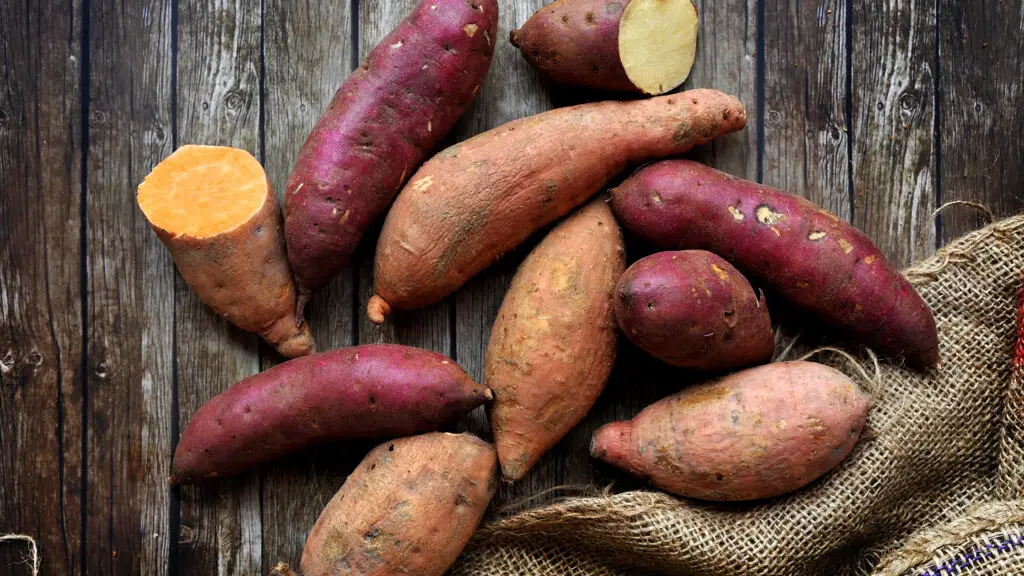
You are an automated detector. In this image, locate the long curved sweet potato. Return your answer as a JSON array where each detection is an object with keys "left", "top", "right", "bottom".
[
  {"left": 138, "top": 145, "right": 314, "bottom": 358},
  {"left": 285, "top": 0, "right": 498, "bottom": 315},
  {"left": 592, "top": 361, "right": 870, "bottom": 501},
  {"left": 611, "top": 160, "right": 939, "bottom": 369},
  {"left": 368, "top": 89, "right": 747, "bottom": 322},
  {"left": 170, "top": 344, "right": 491, "bottom": 484},
  {"left": 299, "top": 432, "right": 497, "bottom": 576},
  {"left": 486, "top": 199, "right": 625, "bottom": 481}
]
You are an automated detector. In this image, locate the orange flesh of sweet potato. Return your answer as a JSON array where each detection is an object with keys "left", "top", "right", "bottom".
[
  {"left": 591, "top": 361, "right": 870, "bottom": 501},
  {"left": 300, "top": 432, "right": 498, "bottom": 576},
  {"left": 368, "top": 89, "right": 746, "bottom": 322},
  {"left": 137, "top": 145, "right": 314, "bottom": 358},
  {"left": 485, "top": 199, "right": 625, "bottom": 481}
]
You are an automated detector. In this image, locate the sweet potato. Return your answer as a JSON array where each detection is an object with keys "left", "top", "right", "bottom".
[
  {"left": 511, "top": 0, "right": 699, "bottom": 94},
  {"left": 170, "top": 344, "right": 491, "bottom": 484},
  {"left": 611, "top": 160, "right": 939, "bottom": 369},
  {"left": 592, "top": 361, "right": 870, "bottom": 501},
  {"left": 137, "top": 145, "right": 314, "bottom": 358},
  {"left": 368, "top": 89, "right": 746, "bottom": 322},
  {"left": 285, "top": 0, "right": 498, "bottom": 315},
  {"left": 299, "top": 432, "right": 497, "bottom": 576},
  {"left": 615, "top": 250, "right": 774, "bottom": 370},
  {"left": 486, "top": 199, "right": 625, "bottom": 481}
]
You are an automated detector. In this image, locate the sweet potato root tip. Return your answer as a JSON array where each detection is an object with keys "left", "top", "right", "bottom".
[
  {"left": 590, "top": 421, "right": 629, "bottom": 462},
  {"left": 367, "top": 294, "right": 392, "bottom": 324}
]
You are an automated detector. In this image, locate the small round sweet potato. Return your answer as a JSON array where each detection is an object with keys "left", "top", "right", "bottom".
[
  {"left": 300, "top": 432, "right": 498, "bottom": 576},
  {"left": 614, "top": 250, "right": 774, "bottom": 370},
  {"left": 591, "top": 361, "right": 871, "bottom": 501}
]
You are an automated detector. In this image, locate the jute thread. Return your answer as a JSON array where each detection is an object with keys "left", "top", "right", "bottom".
[{"left": 0, "top": 534, "right": 39, "bottom": 576}]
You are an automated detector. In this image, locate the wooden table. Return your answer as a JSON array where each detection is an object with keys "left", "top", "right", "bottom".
[{"left": 2, "top": 0, "right": 1022, "bottom": 574}]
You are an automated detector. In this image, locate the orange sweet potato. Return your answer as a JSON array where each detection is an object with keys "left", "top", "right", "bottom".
[
  {"left": 511, "top": 0, "right": 699, "bottom": 94},
  {"left": 298, "top": 432, "right": 497, "bottom": 576},
  {"left": 486, "top": 199, "right": 625, "bottom": 481},
  {"left": 591, "top": 361, "right": 870, "bottom": 501},
  {"left": 137, "top": 145, "right": 314, "bottom": 358},
  {"left": 614, "top": 250, "right": 774, "bottom": 370},
  {"left": 368, "top": 89, "right": 746, "bottom": 323}
]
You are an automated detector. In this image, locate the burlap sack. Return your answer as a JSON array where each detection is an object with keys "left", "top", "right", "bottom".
[{"left": 453, "top": 214, "right": 1024, "bottom": 576}]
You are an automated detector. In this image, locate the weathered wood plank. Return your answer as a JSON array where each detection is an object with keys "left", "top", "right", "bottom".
[
  {"left": 175, "top": 1, "right": 264, "bottom": 574},
  {"left": 938, "top": 1, "right": 1024, "bottom": 242},
  {"left": 260, "top": 0, "right": 355, "bottom": 567},
  {"left": 0, "top": 1, "right": 84, "bottom": 574},
  {"left": 84, "top": 0, "right": 176, "bottom": 573},
  {"left": 355, "top": 0, "right": 452, "bottom": 353},
  {"left": 762, "top": 0, "right": 850, "bottom": 218},
  {"left": 687, "top": 0, "right": 760, "bottom": 180},
  {"left": 851, "top": 0, "right": 937, "bottom": 267}
]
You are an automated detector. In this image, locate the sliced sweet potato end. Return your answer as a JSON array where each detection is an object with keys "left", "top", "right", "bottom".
[
  {"left": 618, "top": 0, "right": 700, "bottom": 95},
  {"left": 138, "top": 144, "right": 268, "bottom": 239}
]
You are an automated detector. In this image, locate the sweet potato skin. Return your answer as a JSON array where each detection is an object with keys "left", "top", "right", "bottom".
[
  {"left": 301, "top": 432, "right": 498, "bottom": 576},
  {"left": 591, "top": 361, "right": 870, "bottom": 501},
  {"left": 285, "top": 0, "right": 498, "bottom": 313},
  {"left": 486, "top": 200, "right": 625, "bottom": 481},
  {"left": 147, "top": 179, "right": 314, "bottom": 359},
  {"left": 611, "top": 160, "right": 939, "bottom": 369},
  {"left": 170, "top": 345, "right": 491, "bottom": 484},
  {"left": 615, "top": 250, "right": 774, "bottom": 370},
  {"left": 369, "top": 89, "right": 747, "bottom": 321},
  {"left": 511, "top": 0, "right": 635, "bottom": 92}
]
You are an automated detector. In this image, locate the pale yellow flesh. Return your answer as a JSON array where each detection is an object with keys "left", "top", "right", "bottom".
[
  {"left": 619, "top": 0, "right": 700, "bottom": 95},
  {"left": 137, "top": 144, "right": 267, "bottom": 239}
]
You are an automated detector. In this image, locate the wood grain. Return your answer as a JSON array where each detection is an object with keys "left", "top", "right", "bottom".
[
  {"left": 175, "top": 1, "right": 264, "bottom": 574},
  {"left": 762, "top": 0, "right": 850, "bottom": 218},
  {"left": 355, "top": 0, "right": 452, "bottom": 356},
  {"left": 938, "top": 1, "right": 1024, "bottom": 242},
  {"left": 260, "top": 0, "right": 355, "bottom": 568},
  {"left": 0, "top": 1, "right": 84, "bottom": 574},
  {"left": 84, "top": 0, "right": 176, "bottom": 573},
  {"left": 851, "top": 0, "right": 937, "bottom": 267}
]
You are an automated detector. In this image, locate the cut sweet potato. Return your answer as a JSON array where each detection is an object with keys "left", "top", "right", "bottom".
[
  {"left": 138, "top": 144, "right": 314, "bottom": 358},
  {"left": 511, "top": 0, "right": 698, "bottom": 94}
]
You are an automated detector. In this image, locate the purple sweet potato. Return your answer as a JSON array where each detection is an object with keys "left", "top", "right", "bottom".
[
  {"left": 170, "top": 344, "right": 491, "bottom": 484},
  {"left": 298, "top": 432, "right": 497, "bottom": 576},
  {"left": 615, "top": 250, "right": 774, "bottom": 370},
  {"left": 592, "top": 361, "right": 870, "bottom": 501},
  {"left": 285, "top": 0, "right": 498, "bottom": 315},
  {"left": 611, "top": 160, "right": 939, "bottom": 369},
  {"left": 511, "top": 0, "right": 699, "bottom": 94}
]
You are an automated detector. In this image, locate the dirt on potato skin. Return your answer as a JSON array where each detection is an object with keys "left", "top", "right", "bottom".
[
  {"left": 614, "top": 250, "right": 774, "bottom": 370},
  {"left": 611, "top": 159, "right": 939, "bottom": 369},
  {"left": 485, "top": 199, "right": 625, "bottom": 481},
  {"left": 300, "top": 432, "right": 498, "bottom": 576}
]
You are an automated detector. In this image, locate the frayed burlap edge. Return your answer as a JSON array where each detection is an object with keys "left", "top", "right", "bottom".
[
  {"left": 872, "top": 500, "right": 1024, "bottom": 576},
  {"left": 462, "top": 214, "right": 1024, "bottom": 572}
]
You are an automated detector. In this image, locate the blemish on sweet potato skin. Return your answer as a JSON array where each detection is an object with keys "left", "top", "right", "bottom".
[
  {"left": 614, "top": 250, "right": 773, "bottom": 370},
  {"left": 169, "top": 345, "right": 491, "bottom": 484},
  {"left": 592, "top": 361, "right": 870, "bottom": 501},
  {"left": 301, "top": 433, "right": 497, "bottom": 576},
  {"left": 285, "top": 0, "right": 498, "bottom": 313},
  {"left": 486, "top": 200, "right": 625, "bottom": 481},
  {"left": 611, "top": 159, "right": 939, "bottom": 369}
]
